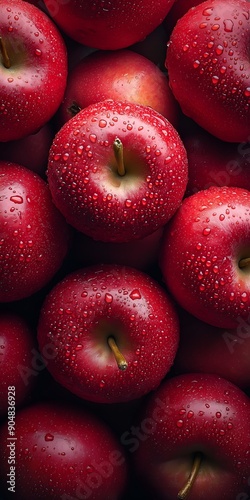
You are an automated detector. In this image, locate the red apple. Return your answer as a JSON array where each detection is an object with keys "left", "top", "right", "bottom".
[
  {"left": 160, "top": 185, "right": 250, "bottom": 329},
  {"left": 48, "top": 99, "right": 188, "bottom": 243},
  {"left": 132, "top": 373, "right": 250, "bottom": 499},
  {"left": 166, "top": 0, "right": 250, "bottom": 142},
  {"left": 0, "top": 400, "right": 128, "bottom": 499},
  {"left": 182, "top": 124, "right": 250, "bottom": 196},
  {"left": 173, "top": 310, "right": 250, "bottom": 390},
  {"left": 0, "top": 161, "right": 70, "bottom": 302},
  {"left": 58, "top": 49, "right": 179, "bottom": 128},
  {"left": 43, "top": 0, "right": 176, "bottom": 50},
  {"left": 0, "top": 312, "right": 36, "bottom": 417},
  {"left": 0, "top": 122, "right": 54, "bottom": 177},
  {"left": 0, "top": 0, "right": 67, "bottom": 142},
  {"left": 37, "top": 263, "right": 180, "bottom": 404}
]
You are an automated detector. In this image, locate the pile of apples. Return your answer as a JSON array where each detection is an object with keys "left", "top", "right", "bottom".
[{"left": 0, "top": 0, "right": 250, "bottom": 499}]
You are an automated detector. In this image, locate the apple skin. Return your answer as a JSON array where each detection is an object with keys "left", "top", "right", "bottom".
[
  {"left": 133, "top": 373, "right": 250, "bottom": 500},
  {"left": 0, "top": 0, "right": 67, "bottom": 142},
  {"left": 0, "top": 162, "right": 70, "bottom": 302},
  {"left": 0, "top": 122, "right": 54, "bottom": 178},
  {"left": 0, "top": 312, "right": 37, "bottom": 417},
  {"left": 48, "top": 99, "right": 188, "bottom": 243},
  {"left": 182, "top": 123, "right": 250, "bottom": 196},
  {"left": 173, "top": 310, "right": 250, "bottom": 390},
  {"left": 160, "top": 185, "right": 250, "bottom": 329},
  {"left": 0, "top": 401, "right": 128, "bottom": 499},
  {"left": 58, "top": 49, "right": 179, "bottom": 129},
  {"left": 37, "top": 263, "right": 180, "bottom": 404},
  {"left": 43, "top": 0, "right": 176, "bottom": 50},
  {"left": 166, "top": 0, "right": 250, "bottom": 142}
]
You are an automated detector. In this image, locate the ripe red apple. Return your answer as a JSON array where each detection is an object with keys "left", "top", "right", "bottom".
[
  {"left": 133, "top": 373, "right": 250, "bottom": 500},
  {"left": 0, "top": 0, "right": 67, "bottom": 142},
  {"left": 58, "top": 49, "right": 179, "bottom": 128},
  {"left": 0, "top": 161, "right": 70, "bottom": 302},
  {"left": 0, "top": 312, "right": 37, "bottom": 417},
  {"left": 160, "top": 185, "right": 250, "bottom": 329},
  {"left": 0, "top": 122, "right": 54, "bottom": 177},
  {"left": 166, "top": 0, "right": 250, "bottom": 142},
  {"left": 43, "top": 0, "right": 176, "bottom": 50},
  {"left": 173, "top": 310, "right": 250, "bottom": 390},
  {"left": 48, "top": 99, "right": 188, "bottom": 243},
  {"left": 37, "top": 263, "right": 180, "bottom": 404},
  {"left": 0, "top": 400, "right": 128, "bottom": 499},
  {"left": 182, "top": 124, "right": 250, "bottom": 196}
]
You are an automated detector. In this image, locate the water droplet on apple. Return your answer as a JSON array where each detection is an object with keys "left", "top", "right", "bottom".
[
  {"left": 99, "top": 380, "right": 105, "bottom": 388},
  {"left": 105, "top": 293, "right": 113, "bottom": 303},
  {"left": 203, "top": 227, "right": 211, "bottom": 236},
  {"left": 89, "top": 134, "right": 97, "bottom": 143},
  {"left": 223, "top": 19, "right": 234, "bottom": 32},
  {"left": 176, "top": 419, "right": 184, "bottom": 428},
  {"left": 129, "top": 289, "right": 141, "bottom": 300},
  {"left": 10, "top": 195, "right": 23, "bottom": 204},
  {"left": 187, "top": 411, "right": 194, "bottom": 419},
  {"left": 241, "top": 292, "right": 248, "bottom": 303},
  {"left": 99, "top": 119, "right": 107, "bottom": 128},
  {"left": 244, "top": 87, "right": 250, "bottom": 98},
  {"left": 44, "top": 433, "right": 54, "bottom": 442},
  {"left": 212, "top": 75, "right": 219, "bottom": 85},
  {"left": 216, "top": 412, "right": 222, "bottom": 418},
  {"left": 193, "top": 60, "right": 200, "bottom": 69},
  {"left": 35, "top": 49, "right": 42, "bottom": 56},
  {"left": 227, "top": 422, "right": 233, "bottom": 430}
]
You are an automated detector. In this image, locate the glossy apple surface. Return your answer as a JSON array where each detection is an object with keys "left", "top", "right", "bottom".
[
  {"left": 133, "top": 373, "right": 250, "bottom": 500},
  {"left": 160, "top": 185, "right": 250, "bottom": 329},
  {"left": 0, "top": 401, "right": 128, "bottom": 499},
  {"left": 0, "top": 0, "right": 67, "bottom": 141},
  {"left": 0, "top": 162, "right": 70, "bottom": 302},
  {"left": 166, "top": 0, "right": 250, "bottom": 142},
  {"left": 0, "top": 312, "right": 36, "bottom": 417},
  {"left": 58, "top": 49, "right": 179, "bottom": 128},
  {"left": 37, "top": 264, "right": 180, "bottom": 403},
  {"left": 48, "top": 99, "right": 188, "bottom": 242},
  {"left": 43, "top": 0, "right": 176, "bottom": 50}
]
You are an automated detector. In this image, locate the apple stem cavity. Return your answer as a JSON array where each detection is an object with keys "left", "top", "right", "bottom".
[
  {"left": 239, "top": 257, "right": 250, "bottom": 269},
  {"left": 113, "top": 138, "right": 126, "bottom": 176},
  {"left": 177, "top": 452, "right": 203, "bottom": 499},
  {"left": 0, "top": 37, "right": 11, "bottom": 69},
  {"left": 107, "top": 336, "right": 128, "bottom": 371}
]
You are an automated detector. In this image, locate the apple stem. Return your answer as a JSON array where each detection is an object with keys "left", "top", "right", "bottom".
[
  {"left": 177, "top": 452, "right": 202, "bottom": 499},
  {"left": 239, "top": 257, "right": 250, "bottom": 269},
  {"left": 0, "top": 37, "right": 11, "bottom": 69},
  {"left": 107, "top": 336, "right": 128, "bottom": 371},
  {"left": 113, "top": 138, "right": 125, "bottom": 176}
]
